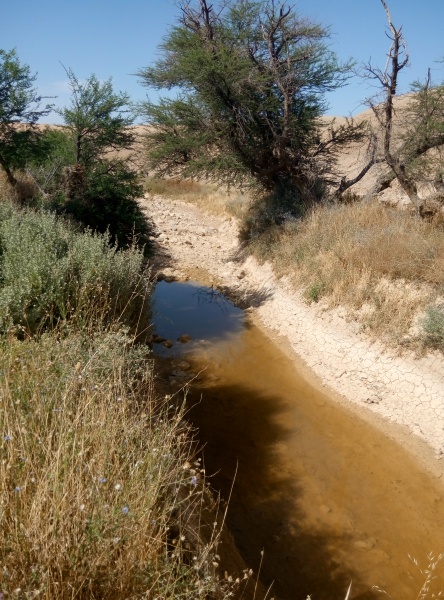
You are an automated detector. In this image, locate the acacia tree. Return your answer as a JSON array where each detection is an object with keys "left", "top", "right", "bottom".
[
  {"left": 57, "top": 71, "right": 148, "bottom": 249},
  {"left": 59, "top": 69, "right": 136, "bottom": 168},
  {"left": 362, "top": 0, "right": 444, "bottom": 214},
  {"left": 0, "top": 49, "right": 52, "bottom": 187},
  {"left": 139, "top": 0, "right": 365, "bottom": 204}
]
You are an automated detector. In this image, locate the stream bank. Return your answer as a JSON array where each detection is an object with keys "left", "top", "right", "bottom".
[
  {"left": 142, "top": 194, "right": 444, "bottom": 597},
  {"left": 141, "top": 194, "right": 444, "bottom": 479}
]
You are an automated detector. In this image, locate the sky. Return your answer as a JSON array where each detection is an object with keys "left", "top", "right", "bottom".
[{"left": 3, "top": 0, "right": 444, "bottom": 123}]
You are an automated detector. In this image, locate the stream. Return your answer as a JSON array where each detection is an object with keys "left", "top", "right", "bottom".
[{"left": 152, "top": 279, "right": 444, "bottom": 600}]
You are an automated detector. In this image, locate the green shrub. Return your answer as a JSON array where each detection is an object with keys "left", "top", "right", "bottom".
[
  {"left": 423, "top": 303, "right": 444, "bottom": 349},
  {"left": 0, "top": 202, "right": 150, "bottom": 333},
  {"left": 63, "top": 161, "right": 153, "bottom": 253}
]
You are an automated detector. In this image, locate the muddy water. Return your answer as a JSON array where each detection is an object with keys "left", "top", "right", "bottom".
[{"left": 152, "top": 280, "right": 444, "bottom": 600}]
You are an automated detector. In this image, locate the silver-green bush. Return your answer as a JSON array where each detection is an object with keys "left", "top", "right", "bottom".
[{"left": 0, "top": 202, "right": 150, "bottom": 333}]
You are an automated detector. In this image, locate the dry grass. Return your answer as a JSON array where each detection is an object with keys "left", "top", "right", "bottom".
[
  {"left": 248, "top": 201, "right": 444, "bottom": 349},
  {"left": 144, "top": 177, "right": 250, "bottom": 219},
  {"left": 143, "top": 174, "right": 444, "bottom": 350},
  {"left": 0, "top": 324, "right": 240, "bottom": 599},
  {"left": 0, "top": 171, "right": 41, "bottom": 206}
]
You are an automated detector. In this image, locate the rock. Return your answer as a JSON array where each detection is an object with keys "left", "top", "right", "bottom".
[
  {"left": 163, "top": 340, "right": 174, "bottom": 348},
  {"left": 177, "top": 334, "right": 191, "bottom": 343},
  {"left": 152, "top": 334, "right": 167, "bottom": 343},
  {"left": 176, "top": 361, "right": 191, "bottom": 371},
  {"left": 354, "top": 538, "right": 376, "bottom": 550},
  {"left": 364, "top": 396, "right": 381, "bottom": 405}
]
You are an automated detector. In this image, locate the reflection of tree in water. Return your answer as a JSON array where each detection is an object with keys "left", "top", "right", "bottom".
[{"left": 192, "top": 286, "right": 235, "bottom": 315}]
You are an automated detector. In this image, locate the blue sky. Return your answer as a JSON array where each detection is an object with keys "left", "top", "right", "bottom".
[{"left": 4, "top": 0, "right": 444, "bottom": 123}]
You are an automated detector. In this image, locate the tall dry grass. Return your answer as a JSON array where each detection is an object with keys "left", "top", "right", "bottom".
[
  {"left": 0, "top": 199, "right": 241, "bottom": 598},
  {"left": 0, "top": 327, "right": 236, "bottom": 598},
  {"left": 248, "top": 201, "right": 444, "bottom": 348}
]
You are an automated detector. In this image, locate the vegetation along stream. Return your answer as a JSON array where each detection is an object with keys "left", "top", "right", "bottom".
[{"left": 152, "top": 279, "right": 444, "bottom": 600}]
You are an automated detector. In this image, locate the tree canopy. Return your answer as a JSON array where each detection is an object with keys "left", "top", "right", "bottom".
[
  {"left": 59, "top": 69, "right": 135, "bottom": 167},
  {"left": 0, "top": 48, "right": 52, "bottom": 187},
  {"left": 57, "top": 70, "right": 148, "bottom": 250},
  {"left": 139, "top": 0, "right": 364, "bottom": 202}
]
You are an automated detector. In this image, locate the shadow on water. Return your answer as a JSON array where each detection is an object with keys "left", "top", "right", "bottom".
[{"left": 187, "top": 380, "right": 372, "bottom": 600}]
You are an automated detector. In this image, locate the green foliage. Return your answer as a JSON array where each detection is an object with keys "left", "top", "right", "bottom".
[
  {"left": 24, "top": 128, "right": 76, "bottom": 198},
  {"left": 0, "top": 201, "right": 150, "bottom": 333},
  {"left": 423, "top": 303, "right": 444, "bottom": 350},
  {"left": 139, "top": 0, "right": 362, "bottom": 203},
  {"left": 58, "top": 69, "right": 135, "bottom": 166},
  {"left": 0, "top": 49, "right": 53, "bottom": 185},
  {"left": 43, "top": 70, "right": 152, "bottom": 251},
  {"left": 63, "top": 160, "right": 151, "bottom": 251}
]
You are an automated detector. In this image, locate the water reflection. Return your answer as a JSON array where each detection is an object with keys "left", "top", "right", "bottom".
[{"left": 152, "top": 280, "right": 244, "bottom": 356}]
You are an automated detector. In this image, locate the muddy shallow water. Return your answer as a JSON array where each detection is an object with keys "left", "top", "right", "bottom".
[{"left": 152, "top": 280, "right": 444, "bottom": 600}]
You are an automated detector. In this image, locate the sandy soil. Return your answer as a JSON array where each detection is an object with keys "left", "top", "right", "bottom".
[{"left": 141, "top": 194, "right": 444, "bottom": 480}]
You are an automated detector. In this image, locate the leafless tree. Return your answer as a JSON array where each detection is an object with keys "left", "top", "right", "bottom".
[{"left": 358, "top": 0, "right": 444, "bottom": 215}]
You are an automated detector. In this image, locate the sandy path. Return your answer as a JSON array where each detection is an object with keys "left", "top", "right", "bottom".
[{"left": 141, "top": 194, "right": 444, "bottom": 479}]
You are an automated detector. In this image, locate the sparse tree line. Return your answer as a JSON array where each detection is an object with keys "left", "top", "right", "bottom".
[
  {"left": 0, "top": 50, "right": 149, "bottom": 250},
  {"left": 1, "top": 0, "right": 444, "bottom": 242}
]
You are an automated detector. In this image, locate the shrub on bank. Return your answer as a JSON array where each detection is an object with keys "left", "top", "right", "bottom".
[
  {"left": 0, "top": 201, "right": 150, "bottom": 334},
  {"left": 423, "top": 303, "right": 444, "bottom": 350}
]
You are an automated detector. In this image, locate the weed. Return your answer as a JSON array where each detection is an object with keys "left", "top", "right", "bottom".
[
  {"left": 308, "top": 282, "right": 325, "bottom": 303},
  {"left": 423, "top": 303, "right": 444, "bottom": 350}
]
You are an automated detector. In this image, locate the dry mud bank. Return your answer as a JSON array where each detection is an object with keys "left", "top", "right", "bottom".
[{"left": 141, "top": 195, "right": 444, "bottom": 479}]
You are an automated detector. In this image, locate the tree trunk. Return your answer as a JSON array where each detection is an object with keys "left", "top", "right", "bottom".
[
  {"left": 388, "top": 161, "right": 423, "bottom": 211},
  {"left": 0, "top": 153, "right": 18, "bottom": 188}
]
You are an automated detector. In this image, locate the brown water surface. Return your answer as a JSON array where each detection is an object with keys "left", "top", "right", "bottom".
[{"left": 153, "top": 281, "right": 444, "bottom": 600}]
